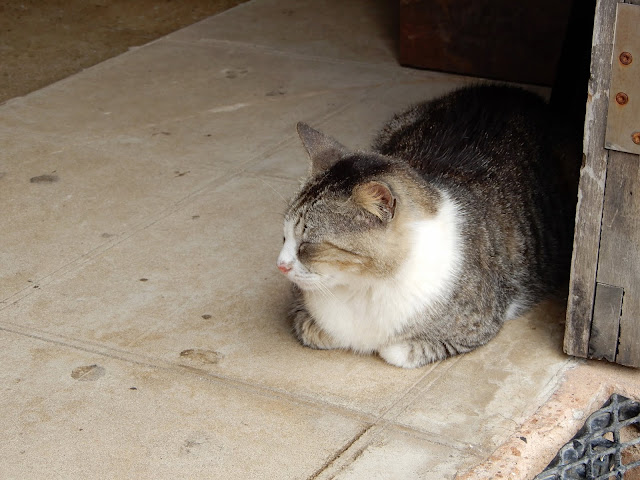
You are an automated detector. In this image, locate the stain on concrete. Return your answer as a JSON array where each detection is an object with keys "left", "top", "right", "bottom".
[
  {"left": 183, "top": 438, "right": 204, "bottom": 450},
  {"left": 201, "top": 314, "right": 212, "bottom": 320},
  {"left": 139, "top": 278, "right": 148, "bottom": 282},
  {"left": 179, "top": 349, "right": 223, "bottom": 365},
  {"left": 71, "top": 364, "right": 105, "bottom": 381},
  {"left": 180, "top": 432, "right": 211, "bottom": 455},
  {"left": 266, "top": 87, "right": 286, "bottom": 96},
  {"left": 30, "top": 174, "right": 59, "bottom": 183},
  {"left": 174, "top": 170, "right": 189, "bottom": 177},
  {"left": 223, "top": 67, "right": 248, "bottom": 79},
  {"left": 209, "top": 102, "right": 249, "bottom": 113},
  {"left": 100, "top": 232, "right": 115, "bottom": 238}
]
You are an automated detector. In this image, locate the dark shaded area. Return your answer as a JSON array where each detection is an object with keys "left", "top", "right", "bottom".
[
  {"left": 0, "top": 0, "right": 247, "bottom": 103},
  {"left": 549, "top": 0, "right": 597, "bottom": 231},
  {"left": 398, "top": 0, "right": 573, "bottom": 86}
]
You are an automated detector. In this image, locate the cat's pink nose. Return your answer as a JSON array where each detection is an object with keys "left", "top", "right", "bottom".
[{"left": 278, "top": 262, "right": 292, "bottom": 274}]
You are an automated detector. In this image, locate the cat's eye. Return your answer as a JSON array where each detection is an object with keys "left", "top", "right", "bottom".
[{"left": 298, "top": 242, "right": 310, "bottom": 255}]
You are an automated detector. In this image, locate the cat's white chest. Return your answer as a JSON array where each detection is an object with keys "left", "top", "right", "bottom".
[
  {"left": 304, "top": 200, "right": 462, "bottom": 352},
  {"left": 305, "top": 286, "right": 410, "bottom": 352}
]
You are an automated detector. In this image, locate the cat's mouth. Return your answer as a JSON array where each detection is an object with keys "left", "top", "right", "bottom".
[
  {"left": 288, "top": 274, "right": 319, "bottom": 291},
  {"left": 287, "top": 270, "right": 333, "bottom": 292}
]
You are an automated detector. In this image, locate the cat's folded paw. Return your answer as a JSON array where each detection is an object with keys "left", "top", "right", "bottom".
[
  {"left": 292, "top": 310, "right": 339, "bottom": 350},
  {"left": 379, "top": 341, "right": 441, "bottom": 368},
  {"left": 379, "top": 343, "right": 416, "bottom": 368}
]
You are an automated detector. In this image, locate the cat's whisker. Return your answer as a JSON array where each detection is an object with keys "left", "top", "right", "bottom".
[
  {"left": 321, "top": 283, "right": 337, "bottom": 300},
  {"left": 316, "top": 276, "right": 337, "bottom": 301},
  {"left": 262, "top": 210, "right": 286, "bottom": 218},
  {"left": 256, "top": 177, "right": 289, "bottom": 203},
  {"left": 321, "top": 287, "right": 338, "bottom": 302}
]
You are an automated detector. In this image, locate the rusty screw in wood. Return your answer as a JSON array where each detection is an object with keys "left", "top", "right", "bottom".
[
  {"left": 619, "top": 52, "right": 633, "bottom": 65},
  {"left": 616, "top": 92, "right": 629, "bottom": 105},
  {"left": 632, "top": 132, "right": 640, "bottom": 145}
]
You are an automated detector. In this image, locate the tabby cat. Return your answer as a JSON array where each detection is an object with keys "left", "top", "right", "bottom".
[{"left": 277, "top": 84, "right": 572, "bottom": 368}]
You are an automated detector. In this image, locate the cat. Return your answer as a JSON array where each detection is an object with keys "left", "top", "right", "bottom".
[{"left": 277, "top": 84, "right": 573, "bottom": 368}]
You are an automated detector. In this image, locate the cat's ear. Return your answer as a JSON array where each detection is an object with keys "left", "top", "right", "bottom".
[
  {"left": 297, "top": 122, "right": 348, "bottom": 175},
  {"left": 352, "top": 181, "right": 396, "bottom": 222}
]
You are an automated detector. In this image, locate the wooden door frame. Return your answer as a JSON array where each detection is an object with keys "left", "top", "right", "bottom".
[{"left": 565, "top": 0, "right": 640, "bottom": 367}]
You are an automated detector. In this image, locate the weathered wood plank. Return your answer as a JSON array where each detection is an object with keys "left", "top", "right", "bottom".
[
  {"left": 589, "top": 282, "right": 623, "bottom": 362},
  {"left": 596, "top": 150, "right": 640, "bottom": 367},
  {"left": 564, "top": 0, "right": 619, "bottom": 358},
  {"left": 619, "top": 294, "right": 640, "bottom": 367}
]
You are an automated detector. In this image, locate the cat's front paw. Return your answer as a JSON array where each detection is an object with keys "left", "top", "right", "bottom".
[
  {"left": 379, "top": 341, "right": 443, "bottom": 368},
  {"left": 291, "top": 308, "right": 339, "bottom": 350}
]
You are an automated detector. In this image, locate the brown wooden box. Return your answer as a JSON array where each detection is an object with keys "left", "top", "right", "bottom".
[{"left": 398, "top": 0, "right": 573, "bottom": 85}]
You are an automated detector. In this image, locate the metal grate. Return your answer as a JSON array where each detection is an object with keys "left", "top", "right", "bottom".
[{"left": 535, "top": 394, "right": 640, "bottom": 480}]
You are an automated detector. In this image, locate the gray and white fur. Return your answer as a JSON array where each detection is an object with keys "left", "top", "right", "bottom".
[{"left": 277, "top": 85, "right": 572, "bottom": 368}]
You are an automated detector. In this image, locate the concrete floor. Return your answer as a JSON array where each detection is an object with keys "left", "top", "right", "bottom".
[{"left": 1, "top": 1, "right": 638, "bottom": 479}]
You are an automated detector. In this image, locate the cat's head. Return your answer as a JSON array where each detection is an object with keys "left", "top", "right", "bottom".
[{"left": 277, "top": 123, "right": 433, "bottom": 291}]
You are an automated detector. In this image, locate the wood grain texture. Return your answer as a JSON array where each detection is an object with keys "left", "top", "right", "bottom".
[
  {"left": 589, "top": 282, "right": 623, "bottom": 362},
  {"left": 596, "top": 150, "right": 640, "bottom": 367},
  {"left": 564, "top": 0, "right": 619, "bottom": 358}
]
